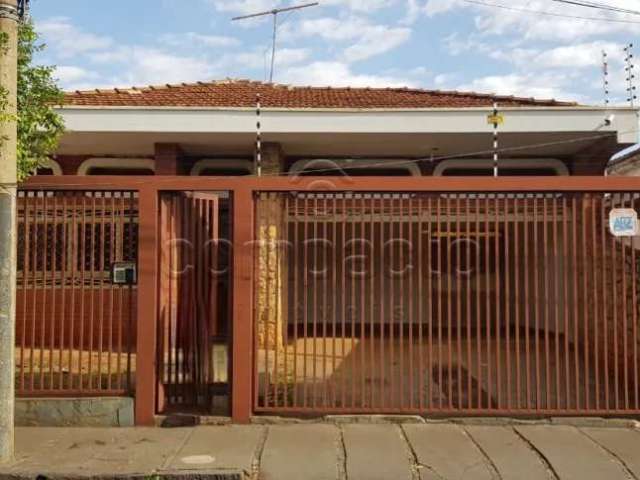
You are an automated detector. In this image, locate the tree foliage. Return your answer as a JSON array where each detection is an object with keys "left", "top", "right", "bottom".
[{"left": 0, "top": 20, "right": 64, "bottom": 181}]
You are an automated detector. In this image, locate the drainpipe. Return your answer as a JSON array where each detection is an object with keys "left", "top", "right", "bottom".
[{"left": 0, "top": 0, "right": 18, "bottom": 464}]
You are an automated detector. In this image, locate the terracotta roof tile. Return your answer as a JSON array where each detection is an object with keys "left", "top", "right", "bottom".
[{"left": 63, "top": 79, "right": 578, "bottom": 108}]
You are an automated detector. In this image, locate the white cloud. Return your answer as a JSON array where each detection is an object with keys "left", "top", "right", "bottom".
[
  {"left": 320, "top": 0, "right": 396, "bottom": 11},
  {"left": 490, "top": 41, "right": 624, "bottom": 70},
  {"left": 37, "top": 17, "right": 112, "bottom": 58},
  {"left": 344, "top": 25, "right": 411, "bottom": 61},
  {"left": 161, "top": 32, "right": 240, "bottom": 48},
  {"left": 225, "top": 47, "right": 310, "bottom": 70},
  {"left": 433, "top": 73, "right": 457, "bottom": 87},
  {"left": 282, "top": 16, "right": 411, "bottom": 62},
  {"left": 54, "top": 65, "right": 97, "bottom": 84},
  {"left": 458, "top": 72, "right": 585, "bottom": 102},
  {"left": 87, "top": 46, "right": 219, "bottom": 87},
  {"left": 207, "top": 0, "right": 396, "bottom": 13},
  {"left": 423, "top": 0, "right": 462, "bottom": 16},
  {"left": 280, "top": 61, "right": 414, "bottom": 87},
  {"left": 207, "top": 0, "right": 282, "bottom": 15}
]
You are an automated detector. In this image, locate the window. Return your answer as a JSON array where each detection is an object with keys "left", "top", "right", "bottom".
[
  {"left": 78, "top": 158, "right": 155, "bottom": 176},
  {"left": 17, "top": 191, "right": 139, "bottom": 287},
  {"left": 433, "top": 159, "right": 568, "bottom": 176},
  {"left": 35, "top": 159, "right": 62, "bottom": 176},
  {"left": 289, "top": 159, "right": 421, "bottom": 177},
  {"left": 190, "top": 159, "right": 253, "bottom": 176}
]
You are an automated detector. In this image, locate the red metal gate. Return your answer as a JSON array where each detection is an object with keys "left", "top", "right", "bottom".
[
  {"left": 157, "top": 192, "right": 228, "bottom": 413},
  {"left": 254, "top": 191, "right": 640, "bottom": 415},
  {"left": 15, "top": 190, "right": 138, "bottom": 396}
]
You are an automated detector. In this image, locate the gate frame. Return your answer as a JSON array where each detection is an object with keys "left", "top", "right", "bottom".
[{"left": 21, "top": 175, "right": 640, "bottom": 424}]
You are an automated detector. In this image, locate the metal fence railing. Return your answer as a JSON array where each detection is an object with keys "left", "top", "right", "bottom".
[
  {"left": 255, "top": 191, "right": 640, "bottom": 415},
  {"left": 16, "top": 190, "right": 138, "bottom": 396}
]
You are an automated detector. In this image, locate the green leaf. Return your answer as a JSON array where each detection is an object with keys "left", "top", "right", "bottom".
[{"left": 0, "top": 20, "right": 65, "bottom": 181}]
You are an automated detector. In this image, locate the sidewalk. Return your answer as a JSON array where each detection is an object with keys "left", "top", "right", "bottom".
[{"left": 1, "top": 419, "right": 640, "bottom": 479}]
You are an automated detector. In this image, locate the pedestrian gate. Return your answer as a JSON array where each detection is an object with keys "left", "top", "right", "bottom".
[{"left": 157, "top": 192, "right": 229, "bottom": 414}]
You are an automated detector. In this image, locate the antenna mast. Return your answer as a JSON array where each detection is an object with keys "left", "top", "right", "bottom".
[{"left": 232, "top": 2, "right": 319, "bottom": 83}]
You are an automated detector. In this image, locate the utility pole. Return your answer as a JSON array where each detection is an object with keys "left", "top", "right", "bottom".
[
  {"left": 0, "top": 0, "right": 18, "bottom": 464},
  {"left": 232, "top": 2, "right": 319, "bottom": 83}
]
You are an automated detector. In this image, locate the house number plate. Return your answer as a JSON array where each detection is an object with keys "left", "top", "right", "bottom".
[{"left": 610, "top": 208, "right": 639, "bottom": 237}]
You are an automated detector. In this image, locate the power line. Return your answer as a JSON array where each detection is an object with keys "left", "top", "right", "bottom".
[
  {"left": 551, "top": 0, "right": 640, "bottom": 16},
  {"left": 463, "top": 0, "right": 640, "bottom": 24}
]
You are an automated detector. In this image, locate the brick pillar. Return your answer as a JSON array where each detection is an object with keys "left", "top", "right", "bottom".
[
  {"left": 256, "top": 193, "right": 287, "bottom": 352},
  {"left": 260, "top": 143, "right": 285, "bottom": 175},
  {"left": 155, "top": 143, "right": 182, "bottom": 175}
]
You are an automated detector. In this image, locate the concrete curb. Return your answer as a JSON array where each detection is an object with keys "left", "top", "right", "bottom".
[{"left": 249, "top": 415, "right": 640, "bottom": 428}]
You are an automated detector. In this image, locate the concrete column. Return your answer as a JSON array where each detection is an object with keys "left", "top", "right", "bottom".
[
  {"left": 0, "top": 0, "right": 18, "bottom": 463},
  {"left": 260, "top": 143, "right": 285, "bottom": 175},
  {"left": 154, "top": 143, "right": 182, "bottom": 175}
]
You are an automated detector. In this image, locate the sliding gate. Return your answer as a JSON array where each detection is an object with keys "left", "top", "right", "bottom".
[{"left": 254, "top": 190, "right": 640, "bottom": 415}]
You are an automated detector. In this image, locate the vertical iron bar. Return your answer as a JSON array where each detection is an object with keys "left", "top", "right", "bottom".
[
  {"left": 456, "top": 194, "right": 462, "bottom": 410},
  {"left": 39, "top": 193, "right": 48, "bottom": 390},
  {"left": 514, "top": 195, "right": 521, "bottom": 409},
  {"left": 601, "top": 196, "right": 610, "bottom": 411},
  {"left": 293, "top": 194, "right": 299, "bottom": 408},
  {"left": 359, "top": 195, "right": 366, "bottom": 409},
  {"left": 476, "top": 195, "right": 482, "bottom": 410},
  {"left": 563, "top": 196, "right": 571, "bottom": 410},
  {"left": 592, "top": 195, "right": 600, "bottom": 410},
  {"left": 533, "top": 195, "right": 541, "bottom": 410},
  {"left": 494, "top": 193, "right": 502, "bottom": 410},
  {"left": 57, "top": 193, "right": 68, "bottom": 391},
  {"left": 543, "top": 195, "right": 550, "bottom": 410},
  {"left": 48, "top": 193, "right": 58, "bottom": 391},
  {"left": 553, "top": 194, "right": 561, "bottom": 410},
  {"left": 465, "top": 196, "right": 472, "bottom": 410},
  {"left": 572, "top": 196, "right": 581, "bottom": 411},
  {"left": 504, "top": 193, "right": 511, "bottom": 410},
  {"left": 523, "top": 196, "right": 531, "bottom": 410},
  {"left": 621, "top": 193, "right": 629, "bottom": 410},
  {"left": 485, "top": 194, "right": 492, "bottom": 410},
  {"left": 582, "top": 195, "right": 591, "bottom": 410}
]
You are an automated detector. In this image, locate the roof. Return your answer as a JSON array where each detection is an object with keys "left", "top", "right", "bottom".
[
  {"left": 608, "top": 143, "right": 640, "bottom": 167},
  {"left": 63, "top": 79, "right": 578, "bottom": 109}
]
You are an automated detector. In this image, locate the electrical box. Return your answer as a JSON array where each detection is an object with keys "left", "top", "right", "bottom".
[{"left": 111, "top": 262, "right": 137, "bottom": 285}]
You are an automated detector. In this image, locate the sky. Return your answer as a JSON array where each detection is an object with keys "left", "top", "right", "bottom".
[{"left": 28, "top": 0, "right": 640, "bottom": 105}]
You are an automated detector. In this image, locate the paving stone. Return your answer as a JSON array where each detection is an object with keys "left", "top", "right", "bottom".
[
  {"left": 8, "top": 427, "right": 192, "bottom": 477},
  {"left": 403, "top": 424, "right": 495, "bottom": 480},
  {"left": 465, "top": 425, "right": 551, "bottom": 479},
  {"left": 580, "top": 427, "right": 640, "bottom": 478},
  {"left": 342, "top": 424, "right": 412, "bottom": 480},
  {"left": 166, "top": 425, "right": 263, "bottom": 476},
  {"left": 259, "top": 424, "right": 339, "bottom": 480},
  {"left": 515, "top": 425, "right": 629, "bottom": 480}
]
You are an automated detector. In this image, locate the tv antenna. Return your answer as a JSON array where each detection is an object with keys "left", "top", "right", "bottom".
[{"left": 232, "top": 2, "right": 319, "bottom": 83}]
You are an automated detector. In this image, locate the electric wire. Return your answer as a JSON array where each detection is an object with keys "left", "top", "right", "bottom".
[
  {"left": 551, "top": 0, "right": 640, "bottom": 16},
  {"left": 463, "top": 0, "right": 640, "bottom": 24}
]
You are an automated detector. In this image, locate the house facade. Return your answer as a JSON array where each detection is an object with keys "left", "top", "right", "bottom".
[{"left": 17, "top": 80, "right": 640, "bottom": 425}]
